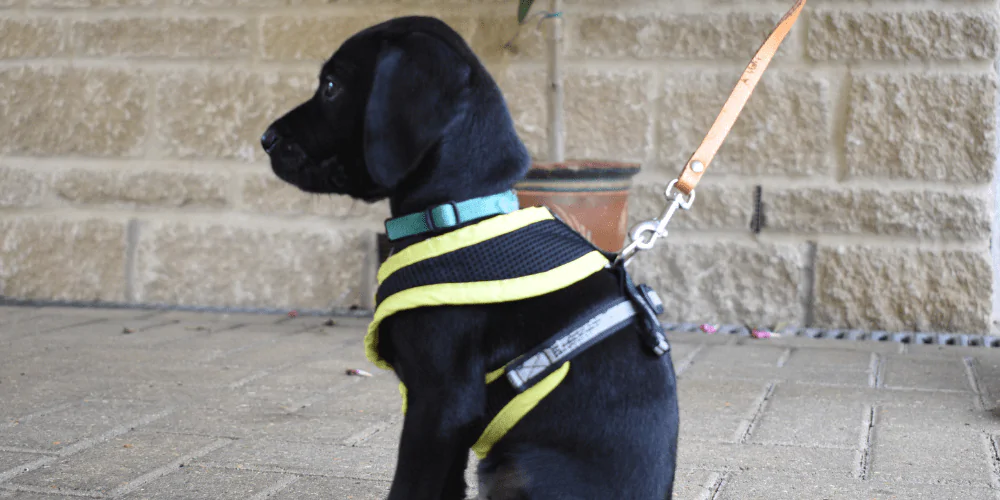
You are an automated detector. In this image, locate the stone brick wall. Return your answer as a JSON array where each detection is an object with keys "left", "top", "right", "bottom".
[{"left": 0, "top": 1, "right": 996, "bottom": 333}]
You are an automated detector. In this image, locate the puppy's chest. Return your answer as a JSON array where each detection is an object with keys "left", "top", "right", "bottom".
[{"left": 366, "top": 206, "right": 612, "bottom": 371}]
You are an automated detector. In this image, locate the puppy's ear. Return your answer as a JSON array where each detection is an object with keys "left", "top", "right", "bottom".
[{"left": 363, "top": 34, "right": 471, "bottom": 190}]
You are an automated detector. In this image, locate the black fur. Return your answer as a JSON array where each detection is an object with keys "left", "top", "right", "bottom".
[{"left": 262, "top": 16, "right": 679, "bottom": 500}]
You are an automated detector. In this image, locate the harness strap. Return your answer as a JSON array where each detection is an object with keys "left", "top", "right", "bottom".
[{"left": 504, "top": 296, "right": 640, "bottom": 393}]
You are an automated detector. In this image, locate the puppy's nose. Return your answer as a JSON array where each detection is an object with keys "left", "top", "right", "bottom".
[{"left": 261, "top": 128, "right": 281, "bottom": 153}]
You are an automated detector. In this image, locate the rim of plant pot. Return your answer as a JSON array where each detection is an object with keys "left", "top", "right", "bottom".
[
  {"left": 523, "top": 160, "right": 641, "bottom": 181},
  {"left": 516, "top": 160, "right": 641, "bottom": 193}
]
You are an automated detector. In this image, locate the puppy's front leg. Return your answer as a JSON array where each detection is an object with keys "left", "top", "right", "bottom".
[
  {"left": 383, "top": 312, "right": 487, "bottom": 500},
  {"left": 389, "top": 386, "right": 482, "bottom": 500}
]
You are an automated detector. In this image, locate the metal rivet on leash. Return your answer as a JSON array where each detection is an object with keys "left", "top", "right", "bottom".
[{"left": 615, "top": 0, "right": 806, "bottom": 268}]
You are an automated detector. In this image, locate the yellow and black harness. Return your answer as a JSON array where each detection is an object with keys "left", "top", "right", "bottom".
[{"left": 367, "top": 193, "right": 668, "bottom": 459}]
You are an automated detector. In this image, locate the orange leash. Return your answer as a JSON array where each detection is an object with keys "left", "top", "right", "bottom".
[
  {"left": 619, "top": 0, "right": 807, "bottom": 264},
  {"left": 675, "top": 0, "right": 806, "bottom": 195}
]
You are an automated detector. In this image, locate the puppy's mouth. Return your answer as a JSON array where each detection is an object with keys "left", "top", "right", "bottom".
[{"left": 268, "top": 142, "right": 386, "bottom": 202}]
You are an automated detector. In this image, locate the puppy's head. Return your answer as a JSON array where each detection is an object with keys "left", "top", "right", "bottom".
[{"left": 261, "top": 16, "right": 531, "bottom": 213}]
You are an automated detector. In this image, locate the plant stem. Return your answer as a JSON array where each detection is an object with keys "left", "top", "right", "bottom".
[{"left": 547, "top": 0, "right": 565, "bottom": 163}]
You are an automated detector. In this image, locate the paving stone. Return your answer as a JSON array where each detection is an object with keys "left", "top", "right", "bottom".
[
  {"left": 677, "top": 379, "right": 769, "bottom": 443},
  {"left": 0, "top": 307, "right": 39, "bottom": 326},
  {"left": 268, "top": 476, "right": 391, "bottom": 500},
  {"left": 716, "top": 470, "right": 994, "bottom": 500},
  {"left": 1, "top": 314, "right": 109, "bottom": 341},
  {"left": 0, "top": 492, "right": 74, "bottom": 500},
  {"left": 677, "top": 441, "right": 857, "bottom": 474},
  {"left": 11, "top": 432, "right": 213, "bottom": 493},
  {"left": 749, "top": 384, "right": 871, "bottom": 448},
  {"left": 0, "top": 399, "right": 165, "bottom": 453},
  {"left": 672, "top": 469, "right": 720, "bottom": 500},
  {"left": 681, "top": 359, "right": 871, "bottom": 388},
  {"left": 782, "top": 348, "right": 873, "bottom": 371},
  {"left": 144, "top": 407, "right": 378, "bottom": 443},
  {"left": 195, "top": 441, "right": 395, "bottom": 480},
  {"left": 350, "top": 420, "right": 401, "bottom": 450},
  {"left": 717, "top": 470, "right": 861, "bottom": 500},
  {"left": 863, "top": 478, "right": 998, "bottom": 500},
  {"left": 298, "top": 376, "right": 402, "bottom": 421},
  {"left": 0, "top": 451, "right": 48, "bottom": 474},
  {"left": 881, "top": 356, "right": 973, "bottom": 392},
  {"left": 870, "top": 407, "right": 993, "bottom": 486},
  {"left": 119, "top": 466, "right": 290, "bottom": 500},
  {"left": 695, "top": 344, "right": 789, "bottom": 367}
]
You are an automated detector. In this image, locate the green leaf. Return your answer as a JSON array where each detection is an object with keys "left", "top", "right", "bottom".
[{"left": 517, "top": 0, "right": 535, "bottom": 24}]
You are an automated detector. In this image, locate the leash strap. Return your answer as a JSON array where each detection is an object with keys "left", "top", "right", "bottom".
[
  {"left": 674, "top": 0, "right": 806, "bottom": 195},
  {"left": 618, "top": 0, "right": 806, "bottom": 265},
  {"left": 384, "top": 190, "right": 521, "bottom": 241}
]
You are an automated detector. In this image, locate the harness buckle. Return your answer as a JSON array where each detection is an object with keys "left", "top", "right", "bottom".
[{"left": 424, "top": 201, "right": 462, "bottom": 233}]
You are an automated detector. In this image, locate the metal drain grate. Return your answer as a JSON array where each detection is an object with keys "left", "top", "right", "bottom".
[
  {"left": 663, "top": 323, "right": 1000, "bottom": 349},
  {"left": 3, "top": 298, "right": 998, "bottom": 349}
]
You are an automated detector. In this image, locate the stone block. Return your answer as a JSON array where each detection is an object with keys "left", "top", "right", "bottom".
[
  {"left": 766, "top": 187, "right": 991, "bottom": 241},
  {"left": 11, "top": 432, "right": 211, "bottom": 493},
  {"left": 808, "top": 10, "right": 999, "bottom": 61},
  {"left": 658, "top": 70, "right": 831, "bottom": 178},
  {"left": 469, "top": 15, "right": 545, "bottom": 62},
  {"left": 749, "top": 384, "right": 871, "bottom": 448},
  {"left": 240, "top": 171, "right": 389, "bottom": 221},
  {"left": 0, "top": 216, "right": 127, "bottom": 302},
  {"left": 881, "top": 356, "right": 973, "bottom": 392},
  {"left": 155, "top": 69, "right": 314, "bottom": 162},
  {"left": 845, "top": 72, "right": 996, "bottom": 182},
  {"left": 0, "top": 18, "right": 67, "bottom": 58},
  {"left": 571, "top": 12, "right": 798, "bottom": 60},
  {"left": 134, "top": 219, "right": 370, "bottom": 310},
  {"left": 629, "top": 240, "right": 808, "bottom": 327},
  {"left": 118, "top": 466, "right": 290, "bottom": 500},
  {"left": 54, "top": 168, "right": 228, "bottom": 209},
  {"left": 489, "top": 65, "right": 547, "bottom": 159},
  {"left": 0, "top": 67, "right": 146, "bottom": 157},
  {"left": 261, "top": 14, "right": 472, "bottom": 62},
  {"left": 71, "top": 16, "right": 251, "bottom": 58},
  {"left": 563, "top": 68, "right": 653, "bottom": 162},
  {"left": 813, "top": 246, "right": 992, "bottom": 333},
  {"left": 0, "top": 165, "right": 47, "bottom": 208},
  {"left": 628, "top": 180, "right": 752, "bottom": 231}
]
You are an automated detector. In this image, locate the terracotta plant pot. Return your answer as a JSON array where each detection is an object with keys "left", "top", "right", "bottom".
[{"left": 514, "top": 160, "right": 641, "bottom": 253}]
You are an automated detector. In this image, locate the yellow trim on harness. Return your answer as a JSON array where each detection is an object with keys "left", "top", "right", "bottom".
[
  {"left": 472, "top": 361, "right": 570, "bottom": 460},
  {"left": 365, "top": 250, "right": 609, "bottom": 370},
  {"left": 369, "top": 207, "right": 610, "bottom": 460},
  {"left": 484, "top": 366, "right": 507, "bottom": 384},
  {"left": 376, "top": 206, "right": 553, "bottom": 284}
]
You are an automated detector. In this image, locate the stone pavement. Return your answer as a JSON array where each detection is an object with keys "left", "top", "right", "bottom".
[{"left": 2, "top": 305, "right": 1000, "bottom": 499}]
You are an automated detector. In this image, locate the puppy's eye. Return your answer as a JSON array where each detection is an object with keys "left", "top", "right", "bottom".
[{"left": 322, "top": 79, "right": 342, "bottom": 101}]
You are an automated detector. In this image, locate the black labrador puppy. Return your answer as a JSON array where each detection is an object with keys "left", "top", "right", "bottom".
[{"left": 261, "top": 16, "right": 679, "bottom": 500}]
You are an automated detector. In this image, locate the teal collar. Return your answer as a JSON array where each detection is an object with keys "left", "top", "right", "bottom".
[{"left": 384, "top": 190, "right": 521, "bottom": 241}]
